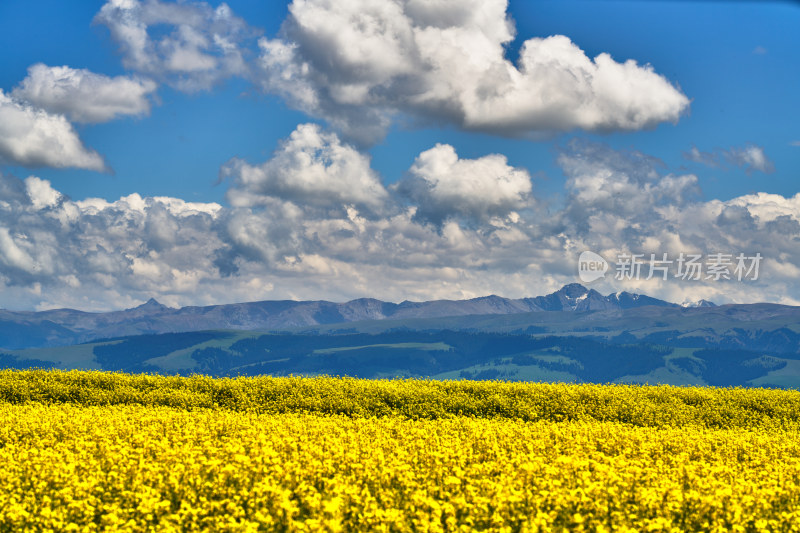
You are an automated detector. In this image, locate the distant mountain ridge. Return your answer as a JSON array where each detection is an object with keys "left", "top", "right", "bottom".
[
  {"left": 9, "top": 286, "right": 800, "bottom": 389},
  {"left": 0, "top": 284, "right": 693, "bottom": 350}
]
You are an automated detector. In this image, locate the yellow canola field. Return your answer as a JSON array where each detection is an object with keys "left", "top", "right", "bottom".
[
  {"left": 1, "top": 370, "right": 800, "bottom": 532},
  {"left": 4, "top": 369, "right": 800, "bottom": 429}
]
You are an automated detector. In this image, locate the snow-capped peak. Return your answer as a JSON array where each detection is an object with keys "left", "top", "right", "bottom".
[{"left": 681, "top": 299, "right": 717, "bottom": 308}]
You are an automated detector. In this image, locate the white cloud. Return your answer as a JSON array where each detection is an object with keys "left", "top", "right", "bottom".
[
  {"left": 0, "top": 228, "right": 39, "bottom": 273},
  {"left": 0, "top": 173, "right": 226, "bottom": 309},
  {"left": 0, "top": 90, "right": 108, "bottom": 171},
  {"left": 1, "top": 135, "right": 799, "bottom": 312},
  {"left": 562, "top": 140, "right": 700, "bottom": 228},
  {"left": 25, "top": 176, "right": 63, "bottom": 210},
  {"left": 256, "top": 0, "right": 689, "bottom": 142},
  {"left": 726, "top": 144, "right": 775, "bottom": 174},
  {"left": 791, "top": 141, "right": 800, "bottom": 147},
  {"left": 683, "top": 143, "right": 775, "bottom": 174},
  {"left": 682, "top": 145, "right": 719, "bottom": 167},
  {"left": 556, "top": 141, "right": 796, "bottom": 304},
  {"left": 94, "top": 0, "right": 256, "bottom": 92},
  {"left": 395, "top": 143, "right": 532, "bottom": 224},
  {"left": 724, "top": 192, "right": 800, "bottom": 224},
  {"left": 220, "top": 123, "right": 389, "bottom": 212},
  {"left": 12, "top": 64, "right": 157, "bottom": 123}
]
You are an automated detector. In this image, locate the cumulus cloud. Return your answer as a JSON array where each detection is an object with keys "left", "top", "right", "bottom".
[
  {"left": 255, "top": 0, "right": 689, "bottom": 142},
  {"left": 220, "top": 123, "right": 389, "bottom": 213},
  {"left": 683, "top": 143, "right": 775, "bottom": 174},
  {"left": 724, "top": 192, "right": 800, "bottom": 224},
  {"left": 25, "top": 176, "right": 63, "bottom": 210},
  {"left": 0, "top": 90, "right": 108, "bottom": 171},
  {"left": 556, "top": 141, "right": 796, "bottom": 305},
  {"left": 564, "top": 140, "right": 699, "bottom": 220},
  {"left": 12, "top": 64, "right": 157, "bottom": 123},
  {"left": 2, "top": 132, "right": 798, "bottom": 311},
  {"left": 94, "top": 0, "right": 256, "bottom": 92},
  {"left": 0, "top": 172, "right": 226, "bottom": 309},
  {"left": 0, "top": 168, "right": 538, "bottom": 310},
  {"left": 395, "top": 143, "right": 532, "bottom": 225}
]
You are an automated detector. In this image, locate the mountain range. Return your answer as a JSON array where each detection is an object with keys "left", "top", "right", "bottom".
[
  {"left": 5, "top": 284, "right": 800, "bottom": 389},
  {"left": 0, "top": 283, "right": 685, "bottom": 350}
]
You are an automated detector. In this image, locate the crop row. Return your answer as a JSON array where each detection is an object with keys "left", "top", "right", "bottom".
[{"left": 1, "top": 369, "right": 799, "bottom": 428}]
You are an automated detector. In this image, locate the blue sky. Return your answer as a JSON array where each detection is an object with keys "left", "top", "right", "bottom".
[{"left": 0, "top": 0, "right": 798, "bottom": 311}]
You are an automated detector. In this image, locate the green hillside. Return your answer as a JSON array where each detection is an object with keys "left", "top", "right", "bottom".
[{"left": 3, "top": 328, "right": 799, "bottom": 388}]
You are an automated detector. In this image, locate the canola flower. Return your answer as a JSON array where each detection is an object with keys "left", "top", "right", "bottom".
[
  {"left": 1, "top": 369, "right": 800, "bottom": 531},
  {"left": 3, "top": 369, "right": 800, "bottom": 428}
]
